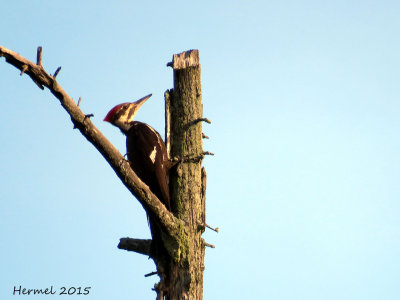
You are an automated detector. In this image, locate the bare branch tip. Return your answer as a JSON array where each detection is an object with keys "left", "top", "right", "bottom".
[
  {"left": 204, "top": 242, "right": 215, "bottom": 249},
  {"left": 191, "top": 118, "right": 212, "bottom": 127},
  {"left": 144, "top": 271, "right": 158, "bottom": 278},
  {"left": 202, "top": 133, "right": 209, "bottom": 139},
  {"left": 203, "top": 118, "right": 212, "bottom": 124},
  {"left": 205, "top": 223, "right": 219, "bottom": 233},
  {"left": 53, "top": 66, "right": 61, "bottom": 79},
  {"left": 36, "top": 46, "right": 43, "bottom": 66},
  {"left": 117, "top": 238, "right": 152, "bottom": 257},
  {"left": 20, "top": 65, "right": 28, "bottom": 76},
  {"left": 77, "top": 97, "right": 82, "bottom": 107},
  {"left": 203, "top": 151, "right": 214, "bottom": 156}
]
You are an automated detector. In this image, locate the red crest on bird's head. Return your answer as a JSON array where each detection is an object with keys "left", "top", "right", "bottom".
[
  {"left": 103, "top": 103, "right": 127, "bottom": 123},
  {"left": 104, "top": 94, "right": 152, "bottom": 132}
]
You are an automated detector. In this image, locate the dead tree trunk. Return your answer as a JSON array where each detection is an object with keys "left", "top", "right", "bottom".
[
  {"left": 0, "top": 46, "right": 212, "bottom": 300},
  {"left": 162, "top": 50, "right": 207, "bottom": 299}
]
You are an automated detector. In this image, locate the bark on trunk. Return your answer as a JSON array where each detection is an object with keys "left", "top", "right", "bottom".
[{"left": 161, "top": 50, "right": 205, "bottom": 300}]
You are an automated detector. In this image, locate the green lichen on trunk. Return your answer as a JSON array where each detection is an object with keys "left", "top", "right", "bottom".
[{"left": 163, "top": 220, "right": 190, "bottom": 265}]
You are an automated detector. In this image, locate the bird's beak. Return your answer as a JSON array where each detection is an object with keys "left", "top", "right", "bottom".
[
  {"left": 124, "top": 93, "right": 152, "bottom": 123},
  {"left": 131, "top": 93, "right": 152, "bottom": 111}
]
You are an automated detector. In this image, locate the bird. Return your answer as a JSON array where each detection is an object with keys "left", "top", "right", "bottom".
[{"left": 104, "top": 94, "right": 171, "bottom": 258}]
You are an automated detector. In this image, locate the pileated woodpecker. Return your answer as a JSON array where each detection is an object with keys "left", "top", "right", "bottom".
[{"left": 104, "top": 94, "right": 171, "bottom": 257}]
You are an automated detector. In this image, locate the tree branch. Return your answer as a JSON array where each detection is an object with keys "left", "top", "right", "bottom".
[
  {"left": 118, "top": 238, "right": 152, "bottom": 256},
  {"left": 0, "top": 45, "right": 180, "bottom": 239}
]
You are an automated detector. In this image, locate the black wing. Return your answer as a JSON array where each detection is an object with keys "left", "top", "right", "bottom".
[{"left": 126, "top": 121, "right": 170, "bottom": 210}]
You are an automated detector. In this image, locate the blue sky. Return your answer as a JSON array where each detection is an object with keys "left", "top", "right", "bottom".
[{"left": 1, "top": 1, "right": 400, "bottom": 299}]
